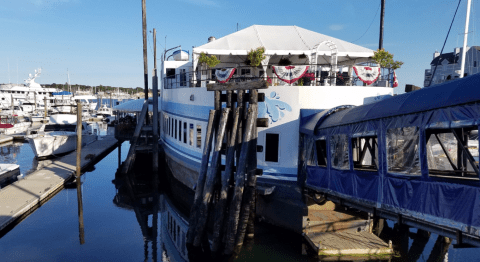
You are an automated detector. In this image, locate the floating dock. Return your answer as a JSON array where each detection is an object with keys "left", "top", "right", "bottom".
[
  {"left": 0, "top": 134, "right": 13, "bottom": 144},
  {"left": 303, "top": 201, "right": 392, "bottom": 259},
  {"left": 0, "top": 136, "right": 118, "bottom": 232}
]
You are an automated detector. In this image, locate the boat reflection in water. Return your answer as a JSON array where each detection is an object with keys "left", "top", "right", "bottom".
[{"left": 112, "top": 167, "right": 162, "bottom": 261}]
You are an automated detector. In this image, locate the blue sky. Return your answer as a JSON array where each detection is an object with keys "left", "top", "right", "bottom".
[{"left": 1, "top": 0, "right": 479, "bottom": 94}]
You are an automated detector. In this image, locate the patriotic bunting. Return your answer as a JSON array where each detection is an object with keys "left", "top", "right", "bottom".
[
  {"left": 215, "top": 68, "right": 236, "bottom": 83},
  {"left": 272, "top": 65, "right": 309, "bottom": 84},
  {"left": 353, "top": 66, "right": 380, "bottom": 85},
  {"left": 392, "top": 71, "right": 398, "bottom": 87}
]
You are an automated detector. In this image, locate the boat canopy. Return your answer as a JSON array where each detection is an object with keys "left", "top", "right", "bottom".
[
  {"left": 112, "top": 98, "right": 161, "bottom": 113},
  {"left": 193, "top": 25, "right": 374, "bottom": 58},
  {"left": 301, "top": 73, "right": 480, "bottom": 136},
  {"left": 52, "top": 91, "right": 72, "bottom": 96}
]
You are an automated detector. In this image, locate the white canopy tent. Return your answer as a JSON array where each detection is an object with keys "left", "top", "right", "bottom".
[
  {"left": 191, "top": 25, "right": 377, "bottom": 85},
  {"left": 112, "top": 98, "right": 161, "bottom": 113}
]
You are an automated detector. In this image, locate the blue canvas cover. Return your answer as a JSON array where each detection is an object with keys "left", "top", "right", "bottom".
[
  {"left": 301, "top": 73, "right": 480, "bottom": 237},
  {"left": 52, "top": 91, "right": 72, "bottom": 96}
]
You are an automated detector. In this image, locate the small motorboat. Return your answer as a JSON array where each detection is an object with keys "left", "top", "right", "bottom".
[{"left": 0, "top": 163, "right": 20, "bottom": 188}]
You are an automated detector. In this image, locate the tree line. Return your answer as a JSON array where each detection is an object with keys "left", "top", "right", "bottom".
[{"left": 43, "top": 83, "right": 144, "bottom": 94}]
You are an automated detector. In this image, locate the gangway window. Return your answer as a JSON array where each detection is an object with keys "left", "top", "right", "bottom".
[
  {"left": 426, "top": 127, "right": 479, "bottom": 179},
  {"left": 387, "top": 127, "right": 421, "bottom": 175},
  {"left": 330, "top": 134, "right": 349, "bottom": 170},
  {"left": 315, "top": 139, "right": 327, "bottom": 167},
  {"left": 352, "top": 136, "right": 378, "bottom": 171}
]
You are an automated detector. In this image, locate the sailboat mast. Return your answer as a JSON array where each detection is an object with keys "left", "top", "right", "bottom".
[{"left": 460, "top": 0, "right": 472, "bottom": 78}]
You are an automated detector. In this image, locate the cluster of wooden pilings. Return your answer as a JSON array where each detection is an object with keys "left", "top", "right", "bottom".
[{"left": 186, "top": 81, "right": 267, "bottom": 260}]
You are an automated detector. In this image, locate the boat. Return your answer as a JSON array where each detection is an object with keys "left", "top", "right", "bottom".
[
  {"left": 0, "top": 114, "right": 32, "bottom": 135},
  {"left": 159, "top": 24, "right": 394, "bottom": 250},
  {"left": 95, "top": 104, "right": 115, "bottom": 123},
  {"left": 26, "top": 114, "right": 97, "bottom": 158},
  {"left": 0, "top": 163, "right": 20, "bottom": 188},
  {"left": 0, "top": 69, "right": 59, "bottom": 108}
]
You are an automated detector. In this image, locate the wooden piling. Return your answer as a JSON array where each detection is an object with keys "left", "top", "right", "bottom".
[
  {"left": 234, "top": 103, "right": 258, "bottom": 253},
  {"left": 76, "top": 102, "right": 85, "bottom": 244},
  {"left": 186, "top": 110, "right": 217, "bottom": 246},
  {"left": 193, "top": 108, "right": 230, "bottom": 247},
  {"left": 224, "top": 105, "right": 257, "bottom": 255},
  {"left": 44, "top": 97, "right": 47, "bottom": 119},
  {"left": 152, "top": 28, "right": 159, "bottom": 176},
  {"left": 141, "top": 0, "right": 149, "bottom": 124},
  {"left": 211, "top": 107, "right": 241, "bottom": 254}
]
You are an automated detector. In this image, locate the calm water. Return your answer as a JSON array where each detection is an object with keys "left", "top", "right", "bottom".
[{"left": 0, "top": 127, "right": 478, "bottom": 261}]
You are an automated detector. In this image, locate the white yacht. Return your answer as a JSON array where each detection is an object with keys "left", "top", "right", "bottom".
[
  {"left": 96, "top": 104, "right": 115, "bottom": 123},
  {"left": 159, "top": 25, "right": 395, "bottom": 250},
  {"left": 0, "top": 114, "right": 32, "bottom": 135},
  {"left": 0, "top": 69, "right": 58, "bottom": 109}
]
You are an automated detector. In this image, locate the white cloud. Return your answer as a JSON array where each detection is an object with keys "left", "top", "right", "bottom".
[{"left": 329, "top": 24, "right": 344, "bottom": 31}]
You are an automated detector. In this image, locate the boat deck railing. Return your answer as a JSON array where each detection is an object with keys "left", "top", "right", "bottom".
[{"left": 163, "top": 66, "right": 393, "bottom": 89}]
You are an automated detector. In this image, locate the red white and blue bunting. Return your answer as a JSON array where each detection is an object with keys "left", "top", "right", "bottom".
[
  {"left": 272, "top": 65, "right": 309, "bottom": 84},
  {"left": 353, "top": 66, "right": 380, "bottom": 85},
  {"left": 392, "top": 70, "right": 398, "bottom": 87},
  {"left": 215, "top": 68, "right": 236, "bottom": 83}
]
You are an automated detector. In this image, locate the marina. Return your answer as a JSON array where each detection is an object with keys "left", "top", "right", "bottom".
[{"left": 2, "top": 0, "right": 480, "bottom": 261}]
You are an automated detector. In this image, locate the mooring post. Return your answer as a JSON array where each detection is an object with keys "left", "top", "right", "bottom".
[
  {"left": 76, "top": 101, "right": 85, "bottom": 244},
  {"left": 224, "top": 105, "right": 257, "bottom": 255},
  {"left": 234, "top": 95, "right": 258, "bottom": 252},
  {"left": 193, "top": 108, "right": 230, "bottom": 247},
  {"left": 152, "top": 28, "right": 159, "bottom": 177},
  {"left": 186, "top": 110, "right": 217, "bottom": 247},
  {"left": 211, "top": 107, "right": 241, "bottom": 254},
  {"left": 141, "top": 0, "right": 149, "bottom": 125},
  {"left": 44, "top": 97, "right": 47, "bottom": 119}
]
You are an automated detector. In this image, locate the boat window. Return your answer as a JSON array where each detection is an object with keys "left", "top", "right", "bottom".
[
  {"left": 315, "top": 139, "right": 327, "bottom": 167},
  {"left": 183, "top": 122, "right": 187, "bottom": 143},
  {"left": 178, "top": 121, "right": 182, "bottom": 141},
  {"left": 387, "top": 126, "right": 421, "bottom": 175},
  {"left": 265, "top": 133, "right": 279, "bottom": 162},
  {"left": 330, "top": 134, "right": 349, "bottom": 170},
  {"left": 170, "top": 118, "right": 173, "bottom": 137},
  {"left": 189, "top": 123, "right": 194, "bottom": 146},
  {"left": 196, "top": 125, "right": 202, "bottom": 149},
  {"left": 241, "top": 68, "right": 251, "bottom": 75},
  {"left": 180, "top": 69, "right": 187, "bottom": 87},
  {"left": 173, "top": 220, "right": 177, "bottom": 242},
  {"left": 352, "top": 136, "right": 378, "bottom": 172},
  {"left": 175, "top": 119, "right": 178, "bottom": 139},
  {"left": 426, "top": 127, "right": 479, "bottom": 179}
]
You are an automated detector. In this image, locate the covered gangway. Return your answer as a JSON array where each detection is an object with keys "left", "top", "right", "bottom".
[{"left": 300, "top": 73, "right": 480, "bottom": 246}]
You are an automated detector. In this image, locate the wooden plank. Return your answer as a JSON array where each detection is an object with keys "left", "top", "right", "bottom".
[{"left": 207, "top": 80, "right": 268, "bottom": 91}]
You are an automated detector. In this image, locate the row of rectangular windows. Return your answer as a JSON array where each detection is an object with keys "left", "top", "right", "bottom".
[
  {"left": 163, "top": 114, "right": 203, "bottom": 149},
  {"left": 312, "top": 126, "right": 479, "bottom": 179},
  {"left": 167, "top": 211, "right": 187, "bottom": 257}
]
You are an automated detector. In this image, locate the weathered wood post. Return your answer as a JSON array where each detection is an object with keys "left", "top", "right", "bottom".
[
  {"left": 141, "top": 0, "right": 149, "bottom": 124},
  {"left": 152, "top": 28, "right": 159, "bottom": 176},
  {"left": 224, "top": 105, "right": 257, "bottom": 255},
  {"left": 44, "top": 97, "right": 47, "bottom": 119},
  {"left": 211, "top": 107, "right": 241, "bottom": 254},
  {"left": 76, "top": 101, "right": 85, "bottom": 244},
  {"left": 186, "top": 110, "right": 217, "bottom": 247},
  {"left": 193, "top": 108, "right": 230, "bottom": 247}
]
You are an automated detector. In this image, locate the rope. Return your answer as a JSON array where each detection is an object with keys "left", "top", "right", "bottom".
[{"left": 429, "top": 0, "right": 463, "bottom": 87}]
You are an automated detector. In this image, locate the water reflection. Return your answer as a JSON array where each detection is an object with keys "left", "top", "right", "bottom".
[{"left": 113, "top": 169, "right": 160, "bottom": 261}]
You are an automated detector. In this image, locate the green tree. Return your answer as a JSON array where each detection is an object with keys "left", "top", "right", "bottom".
[
  {"left": 372, "top": 49, "right": 403, "bottom": 84},
  {"left": 198, "top": 52, "right": 220, "bottom": 68}
]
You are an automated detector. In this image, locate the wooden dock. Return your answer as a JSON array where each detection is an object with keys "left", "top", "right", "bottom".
[
  {"left": 0, "top": 136, "right": 118, "bottom": 232},
  {"left": 303, "top": 201, "right": 392, "bottom": 259}
]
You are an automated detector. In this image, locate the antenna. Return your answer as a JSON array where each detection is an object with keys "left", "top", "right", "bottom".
[{"left": 8, "top": 58, "right": 10, "bottom": 84}]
